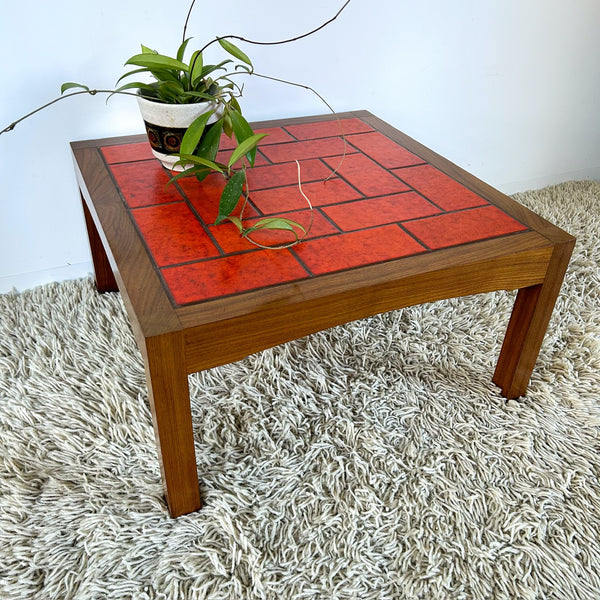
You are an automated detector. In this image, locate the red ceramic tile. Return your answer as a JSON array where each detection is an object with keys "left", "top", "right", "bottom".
[
  {"left": 102, "top": 142, "right": 154, "bottom": 164},
  {"left": 255, "top": 127, "right": 296, "bottom": 145},
  {"left": 260, "top": 137, "right": 351, "bottom": 163},
  {"left": 284, "top": 118, "right": 374, "bottom": 140},
  {"left": 217, "top": 132, "right": 240, "bottom": 151},
  {"left": 215, "top": 148, "right": 270, "bottom": 169},
  {"left": 403, "top": 205, "right": 528, "bottom": 250},
  {"left": 347, "top": 132, "right": 424, "bottom": 169},
  {"left": 209, "top": 209, "right": 338, "bottom": 253},
  {"left": 109, "top": 161, "right": 183, "bottom": 208},
  {"left": 175, "top": 172, "right": 226, "bottom": 223},
  {"left": 323, "top": 154, "right": 410, "bottom": 197},
  {"left": 394, "top": 165, "right": 488, "bottom": 211},
  {"left": 218, "top": 127, "right": 295, "bottom": 151},
  {"left": 106, "top": 116, "right": 532, "bottom": 308},
  {"left": 323, "top": 192, "right": 442, "bottom": 232},
  {"left": 132, "top": 203, "right": 220, "bottom": 266},
  {"left": 246, "top": 159, "right": 333, "bottom": 191},
  {"left": 161, "top": 250, "right": 309, "bottom": 304},
  {"left": 176, "top": 173, "right": 258, "bottom": 225},
  {"left": 250, "top": 178, "right": 362, "bottom": 214},
  {"left": 295, "top": 225, "right": 426, "bottom": 276}
]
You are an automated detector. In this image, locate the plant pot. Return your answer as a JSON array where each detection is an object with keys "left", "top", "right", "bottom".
[{"left": 137, "top": 95, "right": 222, "bottom": 171}]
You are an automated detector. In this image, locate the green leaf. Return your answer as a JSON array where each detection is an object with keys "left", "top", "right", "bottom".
[
  {"left": 249, "top": 217, "right": 306, "bottom": 234},
  {"left": 155, "top": 80, "right": 186, "bottom": 102},
  {"left": 215, "top": 170, "right": 246, "bottom": 224},
  {"left": 113, "top": 81, "right": 157, "bottom": 95},
  {"left": 230, "top": 109, "right": 253, "bottom": 142},
  {"left": 141, "top": 45, "right": 157, "bottom": 54},
  {"left": 180, "top": 91, "right": 215, "bottom": 101},
  {"left": 200, "top": 60, "right": 233, "bottom": 79},
  {"left": 125, "top": 53, "right": 188, "bottom": 73},
  {"left": 166, "top": 166, "right": 199, "bottom": 186},
  {"left": 172, "top": 154, "right": 224, "bottom": 172},
  {"left": 223, "top": 112, "right": 233, "bottom": 138},
  {"left": 116, "top": 67, "right": 150, "bottom": 85},
  {"left": 61, "top": 82, "right": 89, "bottom": 94},
  {"left": 195, "top": 168, "right": 212, "bottom": 182},
  {"left": 196, "top": 120, "right": 224, "bottom": 162},
  {"left": 229, "top": 95, "right": 242, "bottom": 113},
  {"left": 148, "top": 68, "right": 182, "bottom": 84},
  {"left": 230, "top": 109, "right": 258, "bottom": 166},
  {"left": 177, "top": 38, "right": 191, "bottom": 62},
  {"left": 169, "top": 165, "right": 212, "bottom": 183},
  {"left": 225, "top": 215, "right": 243, "bottom": 232},
  {"left": 179, "top": 110, "right": 214, "bottom": 155},
  {"left": 189, "top": 50, "right": 204, "bottom": 86},
  {"left": 218, "top": 38, "right": 252, "bottom": 67},
  {"left": 228, "top": 133, "right": 268, "bottom": 168}
]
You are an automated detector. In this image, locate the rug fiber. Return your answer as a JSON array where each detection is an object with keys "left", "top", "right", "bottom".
[{"left": 1, "top": 181, "right": 599, "bottom": 599}]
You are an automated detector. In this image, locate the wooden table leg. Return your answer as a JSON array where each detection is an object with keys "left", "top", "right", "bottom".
[
  {"left": 143, "top": 331, "right": 201, "bottom": 517},
  {"left": 81, "top": 194, "right": 118, "bottom": 293},
  {"left": 493, "top": 240, "right": 574, "bottom": 399}
]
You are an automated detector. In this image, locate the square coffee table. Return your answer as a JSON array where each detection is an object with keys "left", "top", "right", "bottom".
[{"left": 71, "top": 110, "right": 574, "bottom": 517}]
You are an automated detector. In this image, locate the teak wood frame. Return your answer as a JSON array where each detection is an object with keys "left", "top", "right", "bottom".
[{"left": 72, "top": 110, "right": 575, "bottom": 517}]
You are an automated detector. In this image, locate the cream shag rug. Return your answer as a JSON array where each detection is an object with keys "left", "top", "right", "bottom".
[{"left": 1, "top": 181, "right": 599, "bottom": 599}]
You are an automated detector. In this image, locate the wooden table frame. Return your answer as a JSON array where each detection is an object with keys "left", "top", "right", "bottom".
[{"left": 72, "top": 110, "right": 574, "bottom": 517}]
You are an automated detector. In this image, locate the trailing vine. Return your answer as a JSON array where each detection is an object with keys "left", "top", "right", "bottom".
[{"left": 1, "top": 1, "right": 353, "bottom": 248}]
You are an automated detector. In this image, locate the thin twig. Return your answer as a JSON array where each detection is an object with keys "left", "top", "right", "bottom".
[
  {"left": 199, "top": 0, "right": 352, "bottom": 54},
  {"left": 238, "top": 168, "right": 252, "bottom": 222},
  {"left": 243, "top": 160, "right": 314, "bottom": 250},
  {"left": 182, "top": 0, "right": 197, "bottom": 44},
  {"left": 243, "top": 71, "right": 347, "bottom": 180},
  {"left": 1, "top": 0, "right": 353, "bottom": 138},
  {"left": 0, "top": 89, "right": 140, "bottom": 136}
]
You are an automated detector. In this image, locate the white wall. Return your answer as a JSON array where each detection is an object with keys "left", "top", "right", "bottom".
[{"left": 1, "top": 0, "right": 599, "bottom": 292}]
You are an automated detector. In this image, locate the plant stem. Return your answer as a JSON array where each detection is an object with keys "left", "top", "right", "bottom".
[
  {"left": 242, "top": 161, "right": 314, "bottom": 250},
  {"left": 182, "top": 0, "right": 197, "bottom": 44},
  {"left": 199, "top": 0, "right": 352, "bottom": 54},
  {"left": 0, "top": 89, "right": 140, "bottom": 136},
  {"left": 231, "top": 70, "right": 347, "bottom": 180}
]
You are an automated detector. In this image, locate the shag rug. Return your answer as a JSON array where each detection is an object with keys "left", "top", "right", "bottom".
[{"left": 1, "top": 181, "right": 599, "bottom": 599}]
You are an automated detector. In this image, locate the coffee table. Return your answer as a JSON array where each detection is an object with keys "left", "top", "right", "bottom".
[{"left": 71, "top": 110, "right": 574, "bottom": 517}]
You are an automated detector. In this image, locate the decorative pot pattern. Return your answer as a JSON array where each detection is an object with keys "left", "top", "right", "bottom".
[{"left": 136, "top": 95, "right": 222, "bottom": 170}]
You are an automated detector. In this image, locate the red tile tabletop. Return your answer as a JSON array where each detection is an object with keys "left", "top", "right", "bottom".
[
  {"left": 100, "top": 115, "right": 529, "bottom": 306},
  {"left": 74, "top": 110, "right": 575, "bottom": 516}
]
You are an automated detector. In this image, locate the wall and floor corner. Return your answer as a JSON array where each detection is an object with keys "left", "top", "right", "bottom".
[{"left": 1, "top": 0, "right": 599, "bottom": 294}]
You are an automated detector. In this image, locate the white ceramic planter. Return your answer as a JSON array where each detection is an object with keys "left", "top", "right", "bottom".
[{"left": 137, "top": 95, "right": 222, "bottom": 170}]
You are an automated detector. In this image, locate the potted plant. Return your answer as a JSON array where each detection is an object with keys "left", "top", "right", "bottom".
[
  {"left": 110, "top": 37, "right": 253, "bottom": 172},
  {"left": 1, "top": 0, "right": 352, "bottom": 246}
]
